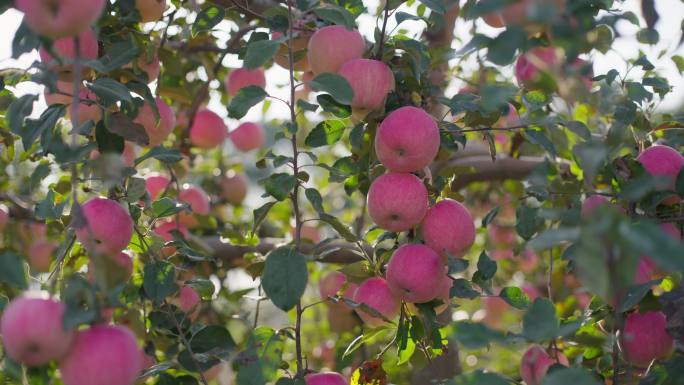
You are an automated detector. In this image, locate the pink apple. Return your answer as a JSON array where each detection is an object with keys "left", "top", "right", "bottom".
[
  {"left": 220, "top": 171, "right": 248, "bottom": 205},
  {"left": 352, "top": 277, "right": 401, "bottom": 327},
  {"left": 137, "top": 54, "right": 161, "bottom": 82},
  {"left": 145, "top": 174, "right": 171, "bottom": 201},
  {"left": 44, "top": 80, "right": 73, "bottom": 106},
  {"left": 226, "top": 68, "right": 266, "bottom": 96},
  {"left": 28, "top": 240, "right": 57, "bottom": 273},
  {"left": 520, "top": 345, "right": 568, "bottom": 385},
  {"left": 515, "top": 47, "right": 561, "bottom": 90},
  {"left": 375, "top": 106, "right": 440, "bottom": 173},
  {"left": 488, "top": 224, "right": 515, "bottom": 247},
  {"left": 339, "top": 58, "right": 395, "bottom": 111},
  {"left": 59, "top": 325, "right": 143, "bottom": 385},
  {"left": 320, "top": 272, "right": 357, "bottom": 300},
  {"left": 482, "top": 296, "right": 508, "bottom": 328},
  {"left": 305, "top": 372, "right": 348, "bottom": 385},
  {"left": 0, "top": 204, "right": 9, "bottom": 231},
  {"left": 189, "top": 110, "right": 227, "bottom": 149},
  {"left": 637, "top": 145, "right": 684, "bottom": 198},
  {"left": 134, "top": 97, "right": 176, "bottom": 147},
  {"left": 319, "top": 271, "right": 358, "bottom": 312},
  {"left": 135, "top": 0, "right": 166, "bottom": 23},
  {"left": 179, "top": 184, "right": 210, "bottom": 215},
  {"left": 366, "top": 172, "right": 428, "bottom": 232},
  {"left": 75, "top": 197, "right": 134, "bottom": 256},
  {"left": 177, "top": 285, "right": 201, "bottom": 313},
  {"left": 580, "top": 195, "right": 609, "bottom": 218},
  {"left": 635, "top": 223, "right": 681, "bottom": 284},
  {"left": 327, "top": 306, "right": 359, "bottom": 332},
  {"left": 421, "top": 199, "right": 476, "bottom": 257},
  {"left": 69, "top": 89, "right": 101, "bottom": 125},
  {"left": 15, "top": 0, "right": 106, "bottom": 38},
  {"left": 482, "top": 12, "right": 505, "bottom": 28},
  {"left": 517, "top": 249, "right": 540, "bottom": 273},
  {"left": 39, "top": 28, "right": 99, "bottom": 70},
  {"left": 230, "top": 122, "right": 265, "bottom": 152},
  {"left": 0, "top": 295, "right": 74, "bottom": 366},
  {"left": 154, "top": 220, "right": 189, "bottom": 256},
  {"left": 292, "top": 223, "right": 321, "bottom": 244},
  {"left": 307, "top": 25, "right": 365, "bottom": 75},
  {"left": 87, "top": 251, "right": 134, "bottom": 287},
  {"left": 621, "top": 311, "right": 674, "bottom": 367},
  {"left": 386, "top": 244, "right": 446, "bottom": 303}
]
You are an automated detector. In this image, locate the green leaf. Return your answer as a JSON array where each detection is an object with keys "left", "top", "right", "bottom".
[
  {"left": 524, "top": 129, "right": 557, "bottom": 157},
  {"left": 523, "top": 90, "right": 552, "bottom": 111},
  {"left": 252, "top": 201, "right": 277, "bottom": 235},
  {"left": 417, "top": 0, "right": 446, "bottom": 14},
  {"left": 312, "top": 6, "right": 356, "bottom": 30},
  {"left": 476, "top": 251, "right": 497, "bottom": 281},
  {"left": 452, "top": 321, "right": 506, "bottom": 349},
  {"left": 261, "top": 247, "right": 308, "bottom": 311},
  {"left": 192, "top": 5, "right": 226, "bottom": 37},
  {"left": 487, "top": 27, "right": 526, "bottom": 66},
  {"left": 309, "top": 73, "right": 354, "bottom": 105},
  {"left": 395, "top": 12, "right": 423, "bottom": 24},
  {"left": 672, "top": 55, "right": 684, "bottom": 74},
  {"left": 191, "top": 325, "right": 235, "bottom": 354},
  {"left": 152, "top": 197, "right": 186, "bottom": 218},
  {"left": 228, "top": 85, "right": 268, "bottom": 119},
  {"left": 516, "top": 205, "right": 543, "bottom": 240},
  {"left": 540, "top": 367, "right": 603, "bottom": 385},
  {"left": 261, "top": 173, "right": 297, "bottom": 201},
  {"left": 564, "top": 121, "right": 591, "bottom": 140},
  {"left": 12, "top": 21, "right": 39, "bottom": 58},
  {"left": 499, "top": 287, "right": 531, "bottom": 310},
  {"left": 317, "top": 94, "right": 351, "bottom": 118},
  {"left": 88, "top": 78, "right": 132, "bottom": 105},
  {"left": 7, "top": 94, "right": 36, "bottom": 135},
  {"left": 296, "top": 99, "right": 318, "bottom": 112},
  {"left": 0, "top": 252, "right": 28, "bottom": 290},
  {"left": 22, "top": 104, "right": 65, "bottom": 151},
  {"left": 143, "top": 261, "right": 178, "bottom": 305},
  {"left": 319, "top": 213, "right": 357, "bottom": 242},
  {"left": 185, "top": 278, "right": 216, "bottom": 300},
  {"left": 526, "top": 227, "right": 580, "bottom": 251},
  {"left": 305, "top": 188, "right": 324, "bottom": 214},
  {"left": 304, "top": 120, "right": 346, "bottom": 147},
  {"left": 88, "top": 40, "right": 140, "bottom": 73},
  {"left": 619, "top": 279, "right": 660, "bottom": 312},
  {"left": 104, "top": 111, "right": 149, "bottom": 146},
  {"left": 134, "top": 146, "right": 183, "bottom": 165},
  {"left": 450, "top": 278, "right": 479, "bottom": 299},
  {"left": 244, "top": 39, "right": 281, "bottom": 70},
  {"left": 62, "top": 275, "right": 98, "bottom": 329},
  {"left": 523, "top": 298, "right": 559, "bottom": 342},
  {"left": 481, "top": 206, "right": 499, "bottom": 228}
]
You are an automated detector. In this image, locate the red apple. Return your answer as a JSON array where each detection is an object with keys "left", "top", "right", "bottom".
[
  {"left": 307, "top": 25, "right": 365, "bottom": 75},
  {"left": 621, "top": 311, "right": 674, "bottom": 367},
  {"left": 145, "top": 174, "right": 171, "bottom": 201},
  {"left": 520, "top": 345, "right": 569, "bottom": 385},
  {"left": 16, "top": 0, "right": 106, "bottom": 38},
  {"left": 367, "top": 172, "right": 429, "bottom": 232},
  {"left": 226, "top": 68, "right": 266, "bottom": 96},
  {"left": 637, "top": 145, "right": 684, "bottom": 203},
  {"left": 135, "top": 0, "right": 166, "bottom": 23},
  {"left": 338, "top": 58, "right": 395, "bottom": 111},
  {"left": 375, "top": 106, "right": 440, "bottom": 173},
  {"left": 134, "top": 97, "right": 176, "bottom": 147},
  {"left": 59, "top": 325, "right": 143, "bottom": 385},
  {"left": 27, "top": 240, "right": 57, "bottom": 273},
  {"left": 219, "top": 171, "right": 248, "bottom": 205},
  {"left": 421, "top": 199, "right": 476, "bottom": 257},
  {"left": 189, "top": 110, "right": 227, "bottom": 149},
  {"left": 353, "top": 277, "right": 401, "bottom": 328},
  {"left": 75, "top": 197, "right": 134, "bottom": 256},
  {"left": 0, "top": 204, "right": 9, "bottom": 231},
  {"left": 515, "top": 46, "right": 562, "bottom": 90},
  {"left": 386, "top": 244, "right": 446, "bottom": 303},
  {"left": 272, "top": 28, "right": 311, "bottom": 72},
  {"left": 305, "top": 372, "right": 348, "bottom": 385},
  {"left": 230, "top": 122, "right": 265, "bottom": 152},
  {"left": 0, "top": 295, "right": 74, "bottom": 366},
  {"left": 39, "top": 28, "right": 99, "bottom": 71}
]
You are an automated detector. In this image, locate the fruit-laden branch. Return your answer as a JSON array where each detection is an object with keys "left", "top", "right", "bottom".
[
  {"left": 432, "top": 143, "right": 572, "bottom": 191},
  {"left": 198, "top": 236, "right": 366, "bottom": 266}
]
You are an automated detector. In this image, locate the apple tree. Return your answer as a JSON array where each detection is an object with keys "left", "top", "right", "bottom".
[{"left": 0, "top": 0, "right": 684, "bottom": 385}]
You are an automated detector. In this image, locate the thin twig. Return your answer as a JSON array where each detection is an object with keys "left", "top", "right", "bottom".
[
  {"left": 376, "top": 0, "right": 391, "bottom": 60},
  {"left": 166, "top": 304, "right": 210, "bottom": 385}
]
